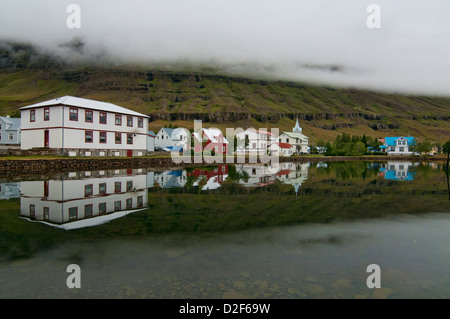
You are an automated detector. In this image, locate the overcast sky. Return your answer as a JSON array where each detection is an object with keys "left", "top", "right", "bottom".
[{"left": 1, "top": 0, "right": 450, "bottom": 96}]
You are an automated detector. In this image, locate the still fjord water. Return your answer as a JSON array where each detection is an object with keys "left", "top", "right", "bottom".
[{"left": 0, "top": 161, "right": 449, "bottom": 299}]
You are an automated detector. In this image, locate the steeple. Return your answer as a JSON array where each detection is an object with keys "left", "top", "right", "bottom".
[{"left": 293, "top": 117, "right": 302, "bottom": 133}]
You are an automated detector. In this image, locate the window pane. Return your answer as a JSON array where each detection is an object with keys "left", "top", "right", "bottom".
[
  {"left": 100, "top": 112, "right": 107, "bottom": 124},
  {"left": 70, "top": 108, "right": 78, "bottom": 121},
  {"left": 115, "top": 133, "right": 122, "bottom": 144},
  {"left": 127, "top": 134, "right": 133, "bottom": 144},
  {"left": 127, "top": 116, "right": 133, "bottom": 127},
  {"left": 69, "top": 207, "right": 78, "bottom": 220},
  {"left": 85, "top": 111, "right": 93, "bottom": 122},
  {"left": 115, "top": 114, "right": 122, "bottom": 125},
  {"left": 100, "top": 132, "right": 107, "bottom": 143},
  {"left": 138, "top": 118, "right": 143, "bottom": 128},
  {"left": 85, "top": 131, "right": 93, "bottom": 143}
]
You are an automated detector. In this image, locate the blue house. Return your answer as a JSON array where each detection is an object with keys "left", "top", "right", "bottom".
[
  {"left": 0, "top": 116, "right": 21, "bottom": 147},
  {"left": 383, "top": 136, "right": 416, "bottom": 156}
]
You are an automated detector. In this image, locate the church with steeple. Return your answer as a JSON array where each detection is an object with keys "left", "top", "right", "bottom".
[{"left": 278, "top": 117, "right": 309, "bottom": 155}]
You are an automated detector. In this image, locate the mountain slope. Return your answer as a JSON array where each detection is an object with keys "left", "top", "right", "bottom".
[{"left": 0, "top": 41, "right": 449, "bottom": 144}]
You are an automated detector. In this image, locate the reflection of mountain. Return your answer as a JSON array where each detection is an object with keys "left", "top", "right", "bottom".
[
  {"left": 379, "top": 161, "right": 416, "bottom": 182},
  {"left": 20, "top": 169, "right": 148, "bottom": 230}
]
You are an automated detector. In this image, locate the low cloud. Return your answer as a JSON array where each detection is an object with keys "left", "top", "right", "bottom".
[{"left": 1, "top": 0, "right": 450, "bottom": 96}]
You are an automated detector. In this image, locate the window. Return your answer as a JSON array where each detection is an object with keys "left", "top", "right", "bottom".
[
  {"left": 399, "top": 147, "right": 404, "bottom": 152},
  {"left": 390, "top": 147, "right": 395, "bottom": 152},
  {"left": 126, "top": 198, "right": 133, "bottom": 210},
  {"left": 9, "top": 133, "right": 14, "bottom": 141},
  {"left": 115, "top": 114, "right": 122, "bottom": 126},
  {"left": 115, "top": 132, "right": 121, "bottom": 144},
  {"left": 85, "top": 110, "right": 93, "bottom": 123},
  {"left": 69, "top": 207, "right": 78, "bottom": 220},
  {"left": 43, "top": 207, "right": 49, "bottom": 221},
  {"left": 44, "top": 108, "right": 50, "bottom": 121},
  {"left": 99, "top": 203, "right": 107, "bottom": 214},
  {"left": 99, "top": 112, "right": 107, "bottom": 124},
  {"left": 99, "top": 131, "right": 107, "bottom": 144},
  {"left": 126, "top": 181, "right": 133, "bottom": 191},
  {"left": 0, "top": 134, "right": 2, "bottom": 140},
  {"left": 85, "top": 204, "right": 93, "bottom": 218},
  {"left": 127, "top": 116, "right": 133, "bottom": 127},
  {"left": 69, "top": 108, "right": 78, "bottom": 121},
  {"left": 30, "top": 110, "right": 35, "bottom": 122},
  {"left": 114, "top": 201, "right": 121, "bottom": 211},
  {"left": 85, "top": 131, "right": 93, "bottom": 143},
  {"left": 115, "top": 182, "right": 121, "bottom": 193},
  {"left": 85, "top": 184, "right": 93, "bottom": 197},
  {"left": 138, "top": 118, "right": 144, "bottom": 128},
  {"left": 30, "top": 204, "right": 35, "bottom": 217},
  {"left": 99, "top": 183, "right": 106, "bottom": 195},
  {"left": 137, "top": 196, "right": 143, "bottom": 208},
  {"left": 127, "top": 133, "right": 133, "bottom": 145}
]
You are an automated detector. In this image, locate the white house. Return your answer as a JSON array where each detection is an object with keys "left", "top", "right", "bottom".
[
  {"left": 269, "top": 142, "right": 295, "bottom": 157},
  {"left": 0, "top": 116, "right": 20, "bottom": 148},
  {"left": 279, "top": 118, "right": 309, "bottom": 155},
  {"left": 19, "top": 169, "right": 148, "bottom": 230},
  {"left": 235, "top": 128, "right": 276, "bottom": 156},
  {"left": 384, "top": 137, "right": 416, "bottom": 156},
  {"left": 155, "top": 127, "right": 190, "bottom": 150},
  {"left": 19, "top": 96, "right": 149, "bottom": 157}
]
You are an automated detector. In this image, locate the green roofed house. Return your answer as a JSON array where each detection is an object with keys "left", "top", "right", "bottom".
[{"left": 278, "top": 118, "right": 309, "bottom": 155}]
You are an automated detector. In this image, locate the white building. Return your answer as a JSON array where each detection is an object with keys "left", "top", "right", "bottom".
[
  {"left": 269, "top": 142, "right": 295, "bottom": 157},
  {"left": 235, "top": 128, "right": 276, "bottom": 156},
  {"left": 279, "top": 118, "right": 309, "bottom": 155},
  {"left": 384, "top": 137, "right": 416, "bottom": 156},
  {"left": 19, "top": 169, "right": 148, "bottom": 230},
  {"left": 147, "top": 130, "right": 156, "bottom": 152},
  {"left": 0, "top": 116, "right": 20, "bottom": 148},
  {"left": 155, "top": 127, "right": 190, "bottom": 150},
  {"left": 19, "top": 96, "right": 149, "bottom": 157}
]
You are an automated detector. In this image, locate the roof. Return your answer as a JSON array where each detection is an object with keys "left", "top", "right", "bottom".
[
  {"left": 281, "top": 131, "right": 309, "bottom": 141},
  {"left": 19, "top": 96, "right": 149, "bottom": 118},
  {"left": 385, "top": 137, "right": 416, "bottom": 146},
  {"left": 0, "top": 116, "right": 20, "bottom": 131},
  {"left": 274, "top": 142, "right": 293, "bottom": 149},
  {"left": 148, "top": 130, "right": 156, "bottom": 137},
  {"left": 201, "top": 128, "right": 229, "bottom": 144},
  {"left": 159, "top": 128, "right": 175, "bottom": 136}
]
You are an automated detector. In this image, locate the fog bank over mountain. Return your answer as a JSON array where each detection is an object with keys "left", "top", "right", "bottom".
[{"left": 1, "top": 0, "right": 450, "bottom": 96}]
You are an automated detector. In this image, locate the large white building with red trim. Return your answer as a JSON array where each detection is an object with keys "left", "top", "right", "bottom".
[{"left": 20, "top": 96, "right": 149, "bottom": 157}]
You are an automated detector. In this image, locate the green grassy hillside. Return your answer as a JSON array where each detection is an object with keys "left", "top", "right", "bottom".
[{"left": 0, "top": 41, "right": 449, "bottom": 144}]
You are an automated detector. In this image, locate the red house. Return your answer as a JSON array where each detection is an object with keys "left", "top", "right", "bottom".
[{"left": 192, "top": 128, "right": 229, "bottom": 155}]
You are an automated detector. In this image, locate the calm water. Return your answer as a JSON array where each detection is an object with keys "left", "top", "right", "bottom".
[{"left": 0, "top": 161, "right": 449, "bottom": 299}]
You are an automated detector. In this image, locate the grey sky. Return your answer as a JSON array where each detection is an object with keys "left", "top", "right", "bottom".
[{"left": 1, "top": 0, "right": 450, "bottom": 96}]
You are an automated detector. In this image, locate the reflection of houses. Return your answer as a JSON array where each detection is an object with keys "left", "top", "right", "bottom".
[
  {"left": 379, "top": 161, "right": 415, "bottom": 181},
  {"left": 275, "top": 162, "right": 309, "bottom": 195},
  {"left": 20, "top": 169, "right": 148, "bottom": 229},
  {"left": 187, "top": 165, "right": 229, "bottom": 190},
  {"left": 0, "top": 182, "right": 21, "bottom": 200},
  {"left": 154, "top": 170, "right": 188, "bottom": 188},
  {"left": 236, "top": 165, "right": 278, "bottom": 188}
]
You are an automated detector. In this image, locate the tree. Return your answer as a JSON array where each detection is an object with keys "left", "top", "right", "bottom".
[
  {"left": 443, "top": 140, "right": 450, "bottom": 155},
  {"left": 417, "top": 141, "right": 432, "bottom": 155}
]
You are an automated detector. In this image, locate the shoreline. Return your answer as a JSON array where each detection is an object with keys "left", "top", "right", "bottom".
[{"left": 0, "top": 155, "right": 446, "bottom": 177}]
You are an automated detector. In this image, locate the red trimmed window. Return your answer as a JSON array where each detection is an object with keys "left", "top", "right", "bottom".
[
  {"left": 44, "top": 108, "right": 50, "bottom": 121},
  {"left": 85, "top": 131, "right": 93, "bottom": 143},
  {"left": 138, "top": 117, "right": 144, "bottom": 128},
  {"left": 115, "top": 132, "right": 122, "bottom": 144},
  {"left": 127, "top": 116, "right": 133, "bottom": 127},
  {"left": 127, "top": 133, "right": 133, "bottom": 145},
  {"left": 30, "top": 110, "right": 36, "bottom": 122},
  {"left": 69, "top": 108, "right": 78, "bottom": 121},
  {"left": 85, "top": 204, "right": 93, "bottom": 218},
  {"left": 115, "top": 114, "right": 122, "bottom": 126},
  {"left": 99, "top": 131, "right": 107, "bottom": 144},
  {"left": 99, "top": 112, "right": 107, "bottom": 124},
  {"left": 114, "top": 182, "right": 121, "bottom": 193},
  {"left": 99, "top": 203, "right": 107, "bottom": 214},
  {"left": 85, "top": 110, "right": 93, "bottom": 123},
  {"left": 84, "top": 184, "right": 93, "bottom": 197}
]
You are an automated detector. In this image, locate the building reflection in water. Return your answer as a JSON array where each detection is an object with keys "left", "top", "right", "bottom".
[
  {"left": 17, "top": 163, "right": 311, "bottom": 230},
  {"left": 379, "top": 161, "right": 416, "bottom": 181},
  {"left": 19, "top": 169, "right": 149, "bottom": 230}
]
